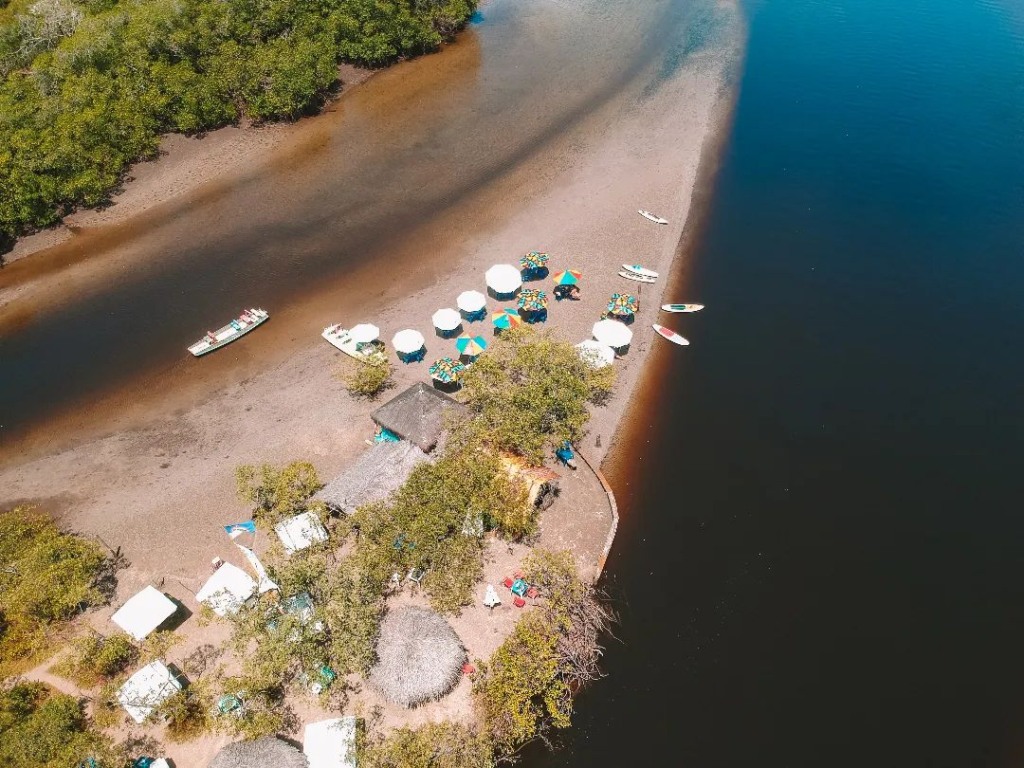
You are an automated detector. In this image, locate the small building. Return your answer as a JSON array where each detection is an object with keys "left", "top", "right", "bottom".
[
  {"left": 209, "top": 737, "right": 309, "bottom": 768},
  {"left": 110, "top": 586, "right": 178, "bottom": 641},
  {"left": 195, "top": 562, "right": 257, "bottom": 616},
  {"left": 304, "top": 717, "right": 358, "bottom": 768},
  {"left": 370, "top": 381, "right": 467, "bottom": 453},
  {"left": 312, "top": 441, "right": 432, "bottom": 515},
  {"left": 117, "top": 660, "right": 183, "bottom": 724},
  {"left": 275, "top": 511, "right": 329, "bottom": 554}
]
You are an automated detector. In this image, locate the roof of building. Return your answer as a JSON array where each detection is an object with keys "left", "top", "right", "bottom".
[
  {"left": 304, "top": 717, "right": 358, "bottom": 768},
  {"left": 370, "top": 382, "right": 467, "bottom": 452},
  {"left": 209, "top": 737, "right": 309, "bottom": 768},
  {"left": 312, "top": 440, "right": 432, "bottom": 515},
  {"left": 111, "top": 586, "right": 177, "bottom": 641},
  {"left": 274, "top": 511, "right": 329, "bottom": 554},
  {"left": 117, "top": 660, "right": 182, "bottom": 724},
  {"left": 195, "top": 562, "right": 256, "bottom": 617}
]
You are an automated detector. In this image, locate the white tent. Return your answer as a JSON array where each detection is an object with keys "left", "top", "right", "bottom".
[
  {"left": 592, "top": 319, "right": 633, "bottom": 349},
  {"left": 392, "top": 329, "right": 425, "bottom": 354},
  {"left": 456, "top": 290, "right": 486, "bottom": 313},
  {"left": 349, "top": 323, "right": 380, "bottom": 344},
  {"left": 117, "top": 660, "right": 182, "bottom": 724},
  {"left": 304, "top": 717, "right": 358, "bottom": 768},
  {"left": 574, "top": 339, "right": 615, "bottom": 369},
  {"left": 196, "top": 562, "right": 256, "bottom": 616},
  {"left": 485, "top": 264, "right": 522, "bottom": 295},
  {"left": 275, "top": 511, "right": 328, "bottom": 554},
  {"left": 111, "top": 586, "right": 177, "bottom": 641},
  {"left": 432, "top": 308, "right": 461, "bottom": 331}
]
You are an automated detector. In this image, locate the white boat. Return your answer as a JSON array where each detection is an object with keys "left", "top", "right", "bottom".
[
  {"left": 618, "top": 270, "right": 657, "bottom": 284},
  {"left": 622, "top": 264, "right": 659, "bottom": 279},
  {"left": 661, "top": 303, "right": 704, "bottom": 313},
  {"left": 638, "top": 209, "right": 668, "bottom": 225},
  {"left": 652, "top": 324, "right": 690, "bottom": 346},
  {"left": 322, "top": 324, "right": 385, "bottom": 362},
  {"left": 188, "top": 308, "right": 268, "bottom": 357}
]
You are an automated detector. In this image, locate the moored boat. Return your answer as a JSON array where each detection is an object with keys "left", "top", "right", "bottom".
[
  {"left": 618, "top": 270, "right": 657, "bottom": 284},
  {"left": 661, "top": 303, "right": 705, "bottom": 313},
  {"left": 622, "top": 264, "right": 659, "bottom": 278},
  {"left": 652, "top": 324, "right": 689, "bottom": 346},
  {"left": 638, "top": 209, "right": 669, "bottom": 225},
  {"left": 322, "top": 324, "right": 385, "bottom": 362},
  {"left": 188, "top": 308, "right": 268, "bottom": 357}
]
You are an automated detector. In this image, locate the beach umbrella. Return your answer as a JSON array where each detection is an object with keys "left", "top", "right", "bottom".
[
  {"left": 491, "top": 308, "right": 524, "bottom": 330},
  {"left": 432, "top": 308, "right": 461, "bottom": 332},
  {"left": 575, "top": 340, "right": 615, "bottom": 368},
  {"left": 456, "top": 334, "right": 488, "bottom": 357},
  {"left": 350, "top": 323, "right": 380, "bottom": 343},
  {"left": 520, "top": 251, "right": 549, "bottom": 270},
  {"left": 592, "top": 319, "right": 633, "bottom": 349},
  {"left": 553, "top": 269, "right": 582, "bottom": 286},
  {"left": 392, "top": 329, "right": 425, "bottom": 354},
  {"left": 517, "top": 288, "right": 548, "bottom": 312},
  {"left": 607, "top": 293, "right": 639, "bottom": 317},
  {"left": 456, "top": 290, "right": 487, "bottom": 313},
  {"left": 429, "top": 357, "right": 466, "bottom": 384},
  {"left": 485, "top": 264, "right": 523, "bottom": 295}
]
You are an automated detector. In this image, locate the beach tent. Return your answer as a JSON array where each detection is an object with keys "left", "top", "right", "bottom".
[
  {"left": 485, "top": 264, "right": 522, "bottom": 296},
  {"left": 117, "top": 660, "right": 182, "bottom": 724},
  {"left": 349, "top": 324, "right": 380, "bottom": 344},
  {"left": 304, "top": 717, "right": 358, "bottom": 768},
  {"left": 196, "top": 562, "right": 257, "bottom": 616},
  {"left": 274, "top": 512, "right": 328, "bottom": 554},
  {"left": 592, "top": 319, "right": 633, "bottom": 350},
  {"left": 111, "top": 586, "right": 177, "bottom": 641},
  {"left": 574, "top": 340, "right": 615, "bottom": 369}
]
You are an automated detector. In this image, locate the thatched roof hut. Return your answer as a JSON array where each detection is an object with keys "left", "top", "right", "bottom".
[
  {"left": 208, "top": 737, "right": 308, "bottom": 768},
  {"left": 370, "top": 382, "right": 467, "bottom": 452},
  {"left": 312, "top": 441, "right": 432, "bottom": 515},
  {"left": 369, "top": 606, "right": 467, "bottom": 707}
]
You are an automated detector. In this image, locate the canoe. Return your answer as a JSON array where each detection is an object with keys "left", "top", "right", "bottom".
[
  {"left": 660, "top": 303, "right": 705, "bottom": 313},
  {"left": 618, "top": 271, "right": 657, "bottom": 284},
  {"left": 188, "top": 308, "right": 268, "bottom": 357},
  {"left": 638, "top": 209, "right": 668, "bottom": 225},
  {"left": 652, "top": 324, "right": 689, "bottom": 346},
  {"left": 622, "top": 264, "right": 659, "bottom": 278}
]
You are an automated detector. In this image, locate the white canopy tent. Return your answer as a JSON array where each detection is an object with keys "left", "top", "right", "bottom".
[
  {"left": 592, "top": 319, "right": 633, "bottom": 349},
  {"left": 195, "top": 562, "right": 256, "bottom": 616},
  {"left": 275, "top": 511, "right": 328, "bottom": 554},
  {"left": 111, "top": 586, "right": 177, "bottom": 641},
  {"left": 431, "top": 308, "right": 461, "bottom": 332},
  {"left": 304, "top": 717, "right": 358, "bottom": 768},
  {"left": 392, "top": 329, "right": 425, "bottom": 354},
  {"left": 117, "top": 660, "right": 182, "bottom": 724},
  {"left": 349, "top": 323, "right": 380, "bottom": 344},
  {"left": 485, "top": 264, "right": 522, "bottom": 295},
  {"left": 456, "top": 290, "right": 487, "bottom": 313},
  {"left": 574, "top": 339, "right": 616, "bottom": 369}
]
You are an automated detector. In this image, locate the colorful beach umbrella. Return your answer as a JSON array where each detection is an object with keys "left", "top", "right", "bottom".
[
  {"left": 491, "top": 308, "right": 524, "bottom": 330},
  {"left": 457, "top": 290, "right": 487, "bottom": 313},
  {"left": 553, "top": 269, "right": 582, "bottom": 286},
  {"left": 456, "top": 334, "right": 488, "bottom": 356},
  {"left": 392, "top": 329, "right": 425, "bottom": 354},
  {"left": 592, "top": 319, "right": 633, "bottom": 349},
  {"left": 520, "top": 251, "right": 549, "bottom": 270},
  {"left": 429, "top": 357, "right": 466, "bottom": 383},
  {"left": 607, "top": 293, "right": 639, "bottom": 317},
  {"left": 432, "top": 308, "right": 461, "bottom": 332},
  {"left": 485, "top": 264, "right": 523, "bottom": 294},
  {"left": 518, "top": 288, "right": 548, "bottom": 312}
]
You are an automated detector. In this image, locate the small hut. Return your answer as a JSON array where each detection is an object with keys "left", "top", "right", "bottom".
[
  {"left": 312, "top": 441, "right": 432, "bottom": 515},
  {"left": 370, "top": 382, "right": 467, "bottom": 453},
  {"left": 209, "top": 737, "right": 309, "bottom": 768},
  {"left": 369, "top": 607, "right": 467, "bottom": 707}
]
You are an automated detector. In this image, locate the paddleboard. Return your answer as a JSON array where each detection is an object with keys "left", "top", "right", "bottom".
[
  {"left": 638, "top": 209, "right": 669, "bottom": 225},
  {"left": 660, "top": 303, "right": 704, "bottom": 313},
  {"left": 618, "top": 271, "right": 656, "bottom": 284},
  {"left": 622, "top": 264, "right": 659, "bottom": 279},
  {"left": 652, "top": 324, "right": 689, "bottom": 346}
]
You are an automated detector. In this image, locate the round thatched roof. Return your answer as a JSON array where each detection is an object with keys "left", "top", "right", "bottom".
[
  {"left": 369, "top": 606, "right": 467, "bottom": 707},
  {"left": 208, "top": 737, "right": 308, "bottom": 768}
]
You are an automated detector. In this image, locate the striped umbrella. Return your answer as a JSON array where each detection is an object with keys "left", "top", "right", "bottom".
[
  {"left": 429, "top": 357, "right": 466, "bottom": 384},
  {"left": 520, "top": 251, "right": 549, "bottom": 270},
  {"left": 607, "top": 293, "right": 639, "bottom": 317},
  {"left": 491, "top": 308, "right": 524, "bottom": 330},
  {"left": 553, "top": 269, "right": 582, "bottom": 286},
  {"left": 518, "top": 288, "right": 548, "bottom": 312},
  {"left": 456, "top": 334, "right": 488, "bottom": 356}
]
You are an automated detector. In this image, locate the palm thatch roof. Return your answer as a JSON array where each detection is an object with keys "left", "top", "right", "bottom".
[
  {"left": 311, "top": 441, "right": 432, "bottom": 515},
  {"left": 208, "top": 737, "right": 308, "bottom": 768},
  {"left": 370, "top": 382, "right": 467, "bottom": 452},
  {"left": 369, "top": 606, "right": 466, "bottom": 708}
]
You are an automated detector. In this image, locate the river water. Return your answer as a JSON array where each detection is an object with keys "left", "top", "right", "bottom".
[{"left": 535, "top": 0, "right": 1024, "bottom": 765}]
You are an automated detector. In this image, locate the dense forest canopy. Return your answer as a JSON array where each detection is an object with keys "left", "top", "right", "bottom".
[{"left": 0, "top": 0, "right": 476, "bottom": 243}]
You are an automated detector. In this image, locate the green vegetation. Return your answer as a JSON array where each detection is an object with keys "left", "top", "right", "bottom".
[
  {"left": 0, "top": 0, "right": 477, "bottom": 242},
  {"left": 0, "top": 681, "right": 120, "bottom": 767},
  {"left": 0, "top": 506, "right": 111, "bottom": 675},
  {"left": 53, "top": 631, "right": 137, "bottom": 685},
  {"left": 363, "top": 721, "right": 494, "bottom": 768},
  {"left": 235, "top": 460, "right": 324, "bottom": 526},
  {"left": 344, "top": 356, "right": 395, "bottom": 399}
]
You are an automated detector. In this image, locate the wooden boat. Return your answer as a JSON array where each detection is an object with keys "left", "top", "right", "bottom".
[
  {"left": 622, "top": 264, "right": 659, "bottom": 279},
  {"left": 322, "top": 324, "right": 385, "bottom": 362},
  {"left": 618, "top": 270, "right": 657, "bottom": 284},
  {"left": 661, "top": 303, "right": 705, "bottom": 313},
  {"left": 638, "top": 209, "right": 668, "bottom": 225},
  {"left": 188, "top": 308, "right": 268, "bottom": 357},
  {"left": 652, "top": 324, "right": 689, "bottom": 346}
]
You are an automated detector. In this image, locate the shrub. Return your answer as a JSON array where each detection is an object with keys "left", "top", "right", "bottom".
[
  {"left": 363, "top": 721, "right": 494, "bottom": 768},
  {"left": 235, "top": 461, "right": 322, "bottom": 526},
  {"left": 54, "top": 631, "right": 137, "bottom": 686},
  {"left": 343, "top": 357, "right": 395, "bottom": 399}
]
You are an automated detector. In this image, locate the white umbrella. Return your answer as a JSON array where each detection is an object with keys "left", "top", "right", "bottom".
[
  {"left": 592, "top": 319, "right": 633, "bottom": 349},
  {"left": 432, "top": 308, "right": 461, "bottom": 331},
  {"left": 350, "top": 323, "right": 380, "bottom": 344},
  {"left": 485, "top": 264, "right": 523, "bottom": 294},
  {"left": 575, "top": 340, "right": 615, "bottom": 368},
  {"left": 457, "top": 290, "right": 487, "bottom": 313},
  {"left": 392, "top": 329, "right": 425, "bottom": 354}
]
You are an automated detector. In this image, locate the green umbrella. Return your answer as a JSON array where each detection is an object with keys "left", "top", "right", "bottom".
[{"left": 429, "top": 357, "right": 466, "bottom": 383}]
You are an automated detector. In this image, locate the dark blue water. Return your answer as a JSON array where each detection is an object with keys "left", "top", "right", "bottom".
[{"left": 540, "top": 0, "right": 1024, "bottom": 765}]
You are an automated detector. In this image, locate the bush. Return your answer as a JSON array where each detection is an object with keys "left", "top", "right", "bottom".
[
  {"left": 54, "top": 631, "right": 137, "bottom": 686},
  {"left": 363, "top": 721, "right": 494, "bottom": 768},
  {"left": 344, "top": 357, "right": 395, "bottom": 399},
  {"left": 235, "top": 461, "right": 322, "bottom": 526}
]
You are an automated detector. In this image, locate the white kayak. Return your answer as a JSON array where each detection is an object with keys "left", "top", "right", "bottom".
[
  {"left": 618, "top": 271, "right": 656, "bottom": 284},
  {"left": 622, "top": 264, "right": 659, "bottom": 279},
  {"left": 652, "top": 324, "right": 689, "bottom": 346},
  {"left": 661, "top": 303, "right": 704, "bottom": 313},
  {"left": 639, "top": 209, "right": 668, "bottom": 225}
]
